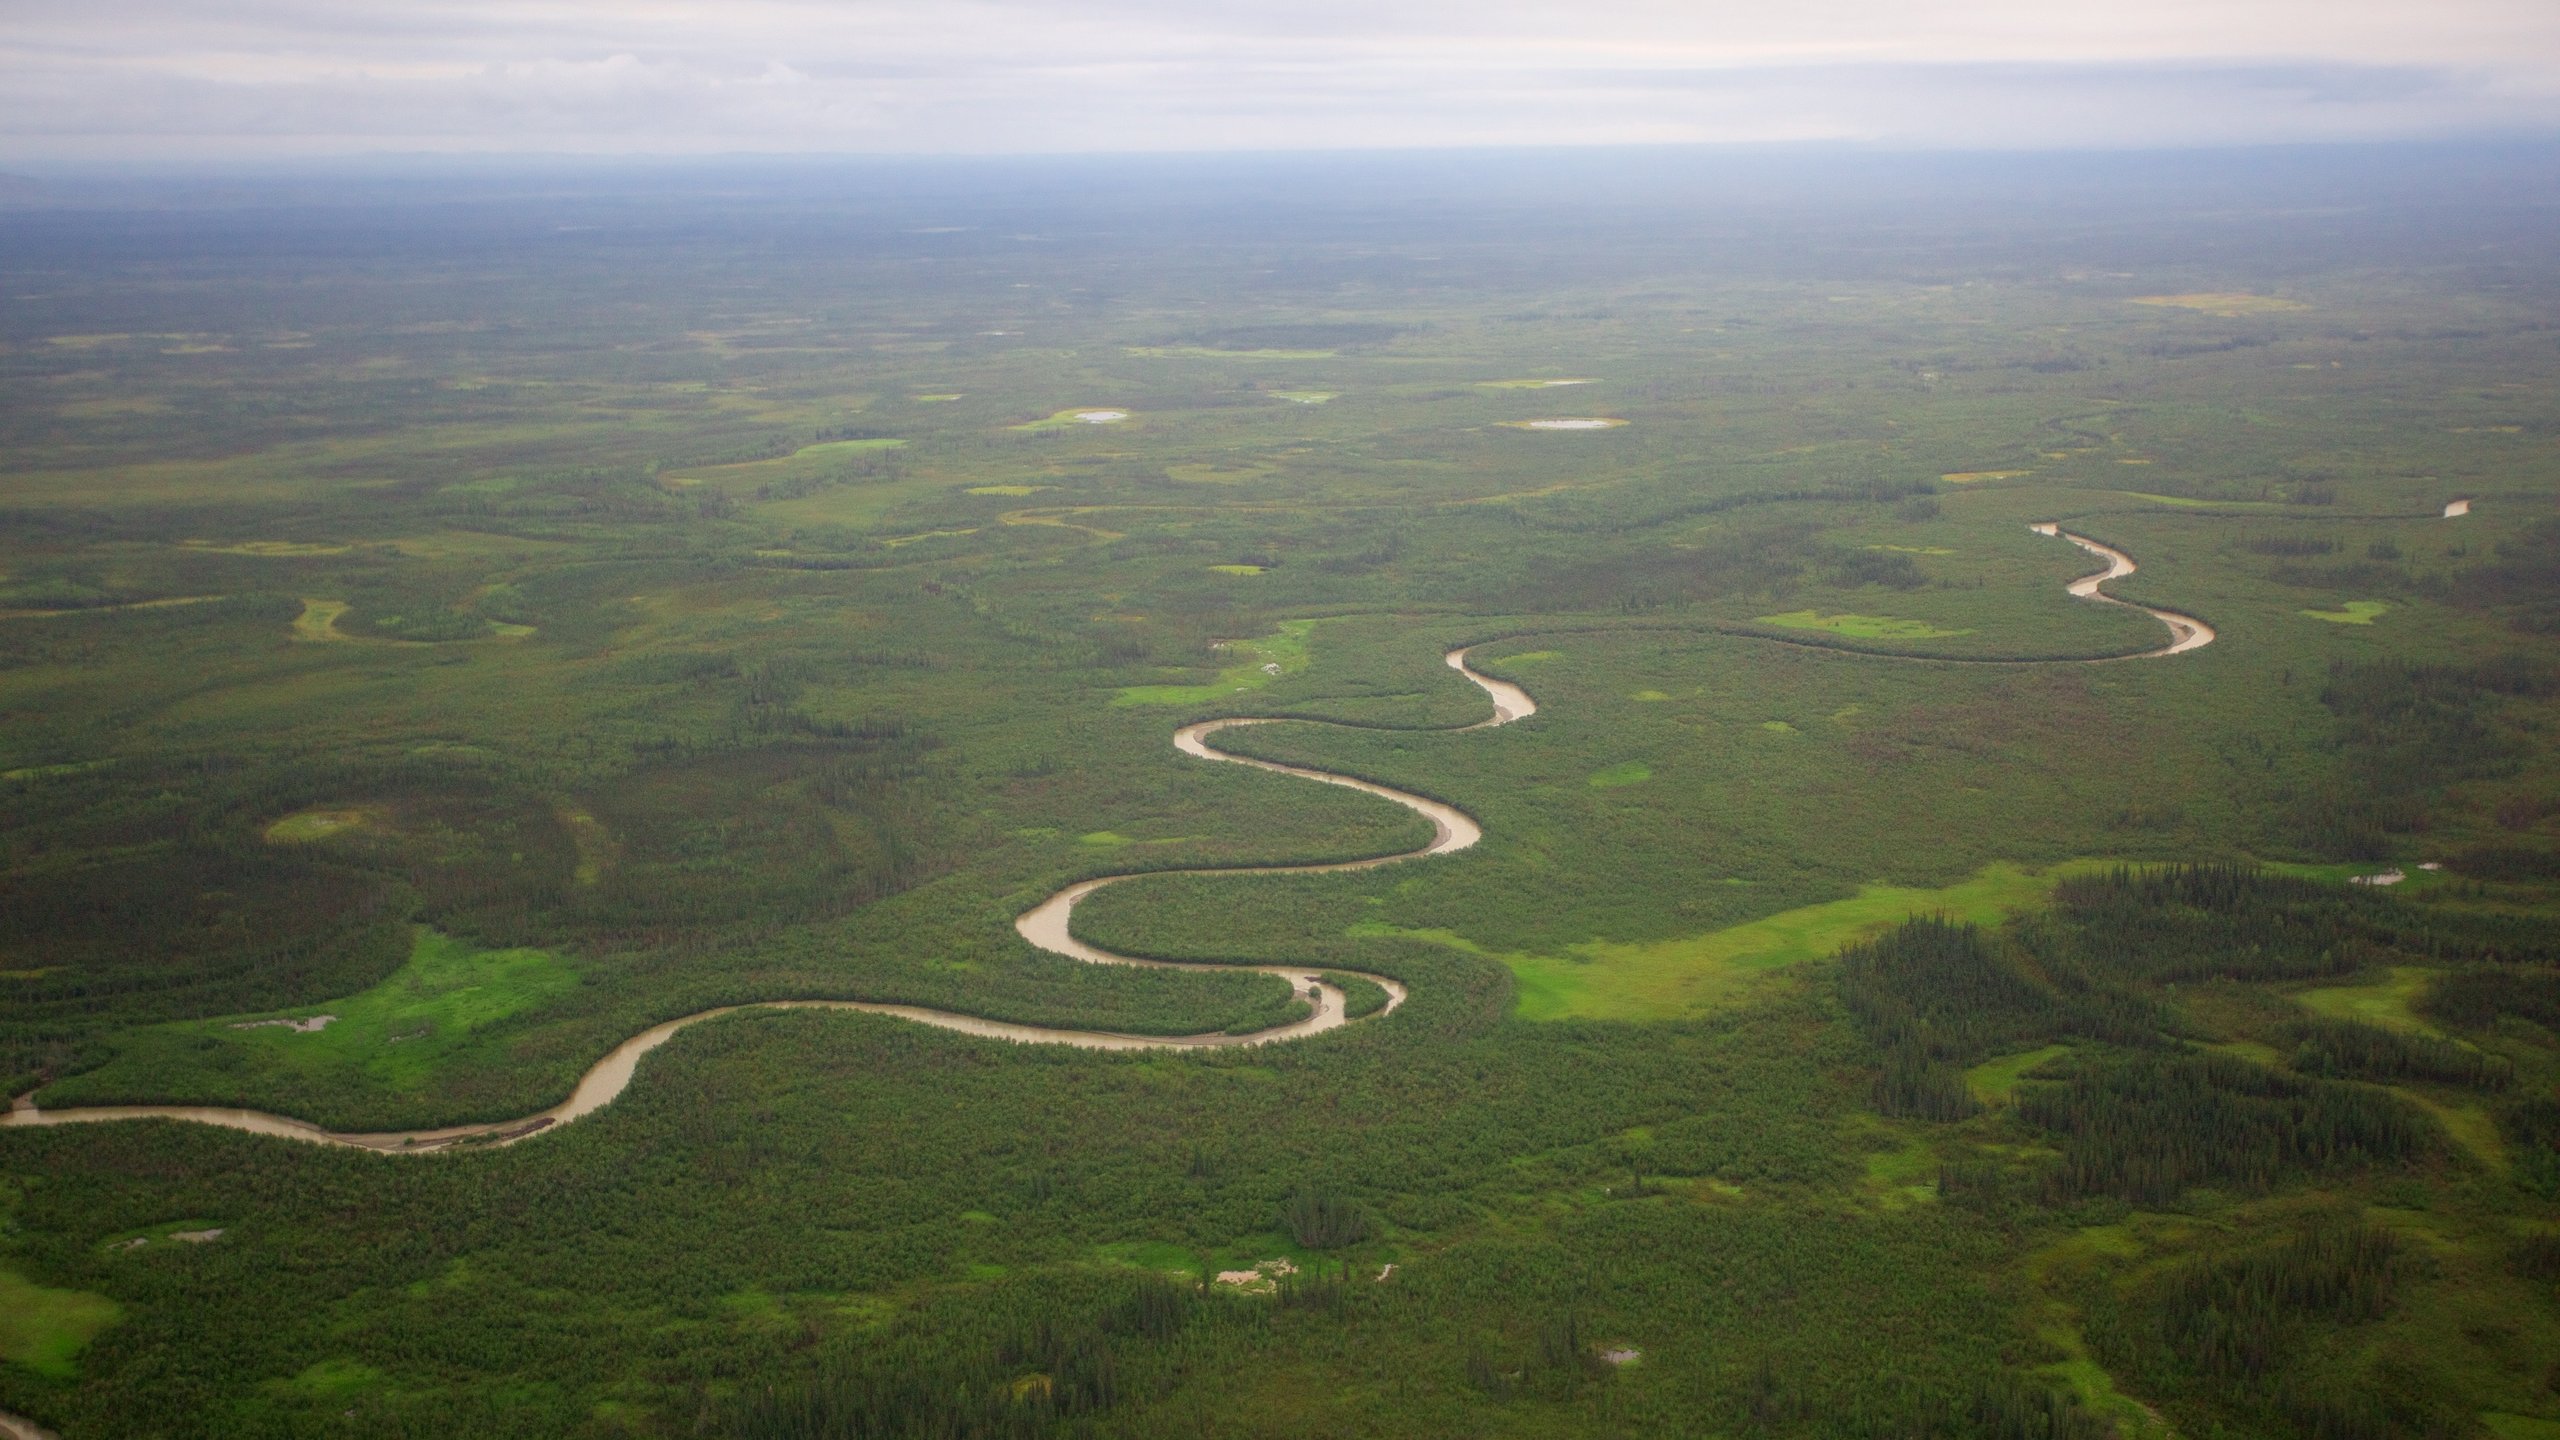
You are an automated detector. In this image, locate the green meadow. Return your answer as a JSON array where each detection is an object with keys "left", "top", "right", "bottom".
[
  {"left": 0, "top": 1268, "right": 120, "bottom": 1381},
  {"left": 38, "top": 931, "right": 583, "bottom": 1123}
]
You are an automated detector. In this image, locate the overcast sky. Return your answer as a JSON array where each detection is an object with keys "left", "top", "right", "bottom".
[{"left": 6, "top": 0, "right": 2559, "bottom": 163}]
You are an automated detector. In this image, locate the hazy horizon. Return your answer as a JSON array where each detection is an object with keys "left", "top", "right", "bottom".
[{"left": 6, "top": 0, "right": 2560, "bottom": 164}]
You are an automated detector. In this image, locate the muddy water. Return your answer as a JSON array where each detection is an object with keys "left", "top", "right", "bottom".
[
  {"left": 2029, "top": 523, "right": 2216, "bottom": 656},
  {"left": 1, "top": 649, "right": 1527, "bottom": 1152},
  {"left": 2445, "top": 499, "right": 2472, "bottom": 518}
]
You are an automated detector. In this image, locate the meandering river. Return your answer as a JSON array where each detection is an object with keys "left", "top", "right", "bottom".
[{"left": 0, "top": 525, "right": 2191, "bottom": 1153}]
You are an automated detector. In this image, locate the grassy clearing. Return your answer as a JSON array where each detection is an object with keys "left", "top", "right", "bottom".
[
  {"left": 1587, "top": 761, "right": 1651, "bottom": 789},
  {"left": 1754, "top": 610, "right": 1973, "bottom": 640},
  {"left": 2258, "top": 860, "right": 2449, "bottom": 894},
  {"left": 1471, "top": 861, "right": 2111, "bottom": 1021},
  {"left": 279, "top": 1358, "right": 389, "bottom": 1399},
  {"left": 2111, "top": 491, "right": 2291, "bottom": 511},
  {"left": 1478, "top": 378, "right": 1597, "bottom": 389},
  {"left": 262, "top": 807, "right": 373, "bottom": 844},
  {"left": 2, "top": 759, "right": 113, "bottom": 784},
  {"left": 178, "top": 540, "right": 352, "bottom": 557},
  {"left": 2303, "top": 600, "right": 2389, "bottom": 624},
  {"left": 99, "top": 1218, "right": 229, "bottom": 1252},
  {"left": 659, "top": 438, "right": 909, "bottom": 490},
  {"left": 1125, "top": 346, "right": 1335, "bottom": 360},
  {"left": 2019, "top": 1225, "right": 2173, "bottom": 1437},
  {"left": 1941, "top": 470, "right": 2032, "bottom": 483},
  {"left": 2129, "top": 293, "right": 2308, "bottom": 315},
  {"left": 995, "top": 506, "right": 1125, "bottom": 539},
  {"left": 1207, "top": 564, "right": 1265, "bottom": 575},
  {"left": 39, "top": 930, "right": 581, "bottom": 1116},
  {"left": 556, "top": 803, "right": 612, "bottom": 885},
  {"left": 0, "top": 595, "right": 224, "bottom": 622},
  {"left": 1269, "top": 391, "right": 1336, "bottom": 404},
  {"left": 1165, "top": 464, "right": 1273, "bottom": 484},
  {"left": 962, "top": 484, "right": 1050, "bottom": 496},
  {"left": 1111, "top": 620, "right": 1315, "bottom": 707},
  {"left": 2293, "top": 966, "right": 2437, "bottom": 1034},
  {"left": 0, "top": 1265, "right": 122, "bottom": 1379},
  {"left": 290, "top": 597, "right": 348, "bottom": 641},
  {"left": 1966, "top": 1044, "right": 2073, "bottom": 1103},
  {"left": 1011, "top": 408, "right": 1132, "bottom": 430}
]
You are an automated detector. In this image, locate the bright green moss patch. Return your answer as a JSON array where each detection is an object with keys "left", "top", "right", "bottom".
[
  {"left": 283, "top": 1358, "right": 388, "bottom": 1399},
  {"left": 1112, "top": 619, "right": 1314, "bottom": 707},
  {"left": 291, "top": 597, "right": 349, "bottom": 641},
  {"left": 1494, "top": 861, "right": 2111, "bottom": 1021},
  {"left": 1761, "top": 721, "right": 1799, "bottom": 734},
  {"left": 1012, "top": 408, "right": 1132, "bottom": 430},
  {"left": 1207, "top": 564, "right": 1265, "bottom": 575},
  {"left": 793, "top": 439, "right": 906, "bottom": 458},
  {"left": 2295, "top": 966, "right": 2438, "bottom": 1034},
  {"left": 178, "top": 539, "right": 351, "bottom": 557},
  {"left": 0, "top": 1266, "right": 121, "bottom": 1379},
  {"left": 263, "top": 807, "right": 372, "bottom": 844},
  {"left": 1588, "top": 762, "right": 1652, "bottom": 789},
  {"left": 2116, "top": 491, "right": 2287, "bottom": 511},
  {"left": 2303, "top": 600, "right": 2389, "bottom": 624},
  {"left": 39, "top": 929, "right": 581, "bottom": 1116},
  {"left": 964, "top": 484, "right": 1050, "bottom": 496},
  {"left": 1631, "top": 690, "right": 1672, "bottom": 702},
  {"left": 2, "top": 759, "right": 113, "bottom": 784},
  {"left": 1756, "top": 610, "right": 1973, "bottom": 640},
  {"left": 1967, "top": 1044, "right": 2073, "bottom": 1103}
]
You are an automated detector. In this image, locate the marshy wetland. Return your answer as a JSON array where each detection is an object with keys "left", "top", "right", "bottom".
[{"left": 1, "top": 150, "right": 2558, "bottom": 1437}]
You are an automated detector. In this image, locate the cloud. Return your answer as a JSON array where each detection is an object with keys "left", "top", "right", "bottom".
[{"left": 2, "top": 0, "right": 2556, "bottom": 159}]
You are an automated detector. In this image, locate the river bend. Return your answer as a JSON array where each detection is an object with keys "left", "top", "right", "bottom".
[{"left": 1, "top": 524, "right": 2188, "bottom": 1152}]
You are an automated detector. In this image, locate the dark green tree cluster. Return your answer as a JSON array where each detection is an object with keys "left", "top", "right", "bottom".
[
  {"left": 2287, "top": 1017, "right": 2513, "bottom": 1090},
  {"left": 1835, "top": 915, "right": 2166, "bottom": 1121},
  {"left": 2090, "top": 1225, "right": 2471, "bottom": 1440},
  {"left": 2017, "top": 1053, "right": 2439, "bottom": 1203},
  {"left": 1280, "top": 1185, "right": 1371, "bottom": 1250},
  {"left": 2421, "top": 967, "right": 2560, "bottom": 1034},
  {"left": 725, "top": 1273, "right": 1225, "bottom": 1440}
]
